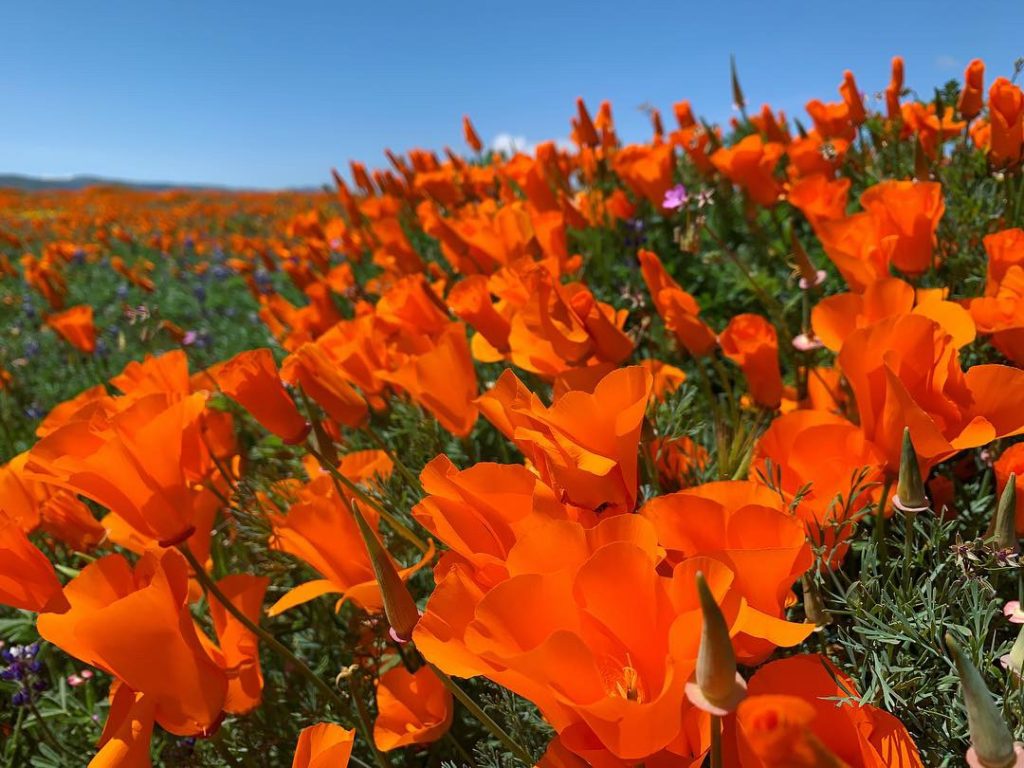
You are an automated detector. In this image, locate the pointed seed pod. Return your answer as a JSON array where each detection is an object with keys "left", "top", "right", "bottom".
[
  {"left": 685, "top": 571, "right": 747, "bottom": 715},
  {"left": 801, "top": 574, "right": 832, "bottom": 629},
  {"left": 351, "top": 503, "right": 422, "bottom": 642},
  {"left": 1000, "top": 624, "right": 1024, "bottom": 680},
  {"left": 994, "top": 475, "right": 1020, "bottom": 553},
  {"left": 730, "top": 55, "right": 746, "bottom": 114},
  {"left": 946, "top": 633, "right": 1022, "bottom": 768},
  {"left": 893, "top": 427, "right": 929, "bottom": 513}
]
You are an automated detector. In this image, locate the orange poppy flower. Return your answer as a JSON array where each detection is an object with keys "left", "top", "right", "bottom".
[
  {"left": 502, "top": 270, "right": 632, "bottom": 377},
  {"left": 958, "top": 59, "right": 985, "bottom": 120},
  {"left": 750, "top": 411, "right": 884, "bottom": 564},
  {"left": 373, "top": 664, "right": 453, "bottom": 751},
  {"left": 26, "top": 391, "right": 213, "bottom": 547},
  {"left": 0, "top": 512, "right": 69, "bottom": 613},
  {"left": 787, "top": 174, "right": 850, "bottom": 229},
  {"left": 785, "top": 134, "right": 848, "bottom": 180},
  {"left": 638, "top": 359, "right": 687, "bottom": 401},
  {"left": 203, "top": 575, "right": 269, "bottom": 715},
  {"left": 612, "top": 143, "right": 676, "bottom": 206},
  {"left": 281, "top": 342, "right": 369, "bottom": 429},
  {"left": 37, "top": 548, "right": 228, "bottom": 736},
  {"left": 838, "top": 313, "right": 1024, "bottom": 471},
  {"left": 413, "top": 455, "right": 586, "bottom": 580},
  {"left": 448, "top": 275, "right": 511, "bottom": 353},
  {"left": 900, "top": 103, "right": 965, "bottom": 158},
  {"left": 639, "top": 481, "right": 814, "bottom": 661},
  {"left": 719, "top": 314, "right": 783, "bottom": 409},
  {"left": 637, "top": 250, "right": 717, "bottom": 357},
  {"left": 726, "top": 655, "right": 924, "bottom": 767},
  {"left": 710, "top": 135, "right": 785, "bottom": 207},
  {"left": 995, "top": 444, "right": 1024, "bottom": 534},
  {"left": 989, "top": 77, "right": 1024, "bottom": 167},
  {"left": 859, "top": 180, "right": 944, "bottom": 276},
  {"left": 812, "top": 276, "right": 975, "bottom": 352},
  {"left": 647, "top": 435, "right": 709, "bottom": 492},
  {"left": 805, "top": 100, "right": 855, "bottom": 142},
  {"left": 208, "top": 348, "right": 310, "bottom": 444},
  {"left": 476, "top": 365, "right": 653, "bottom": 512},
  {"left": 377, "top": 322, "right": 479, "bottom": 436},
  {"left": 45, "top": 304, "right": 97, "bottom": 353},
  {"left": 981, "top": 227, "right": 1024, "bottom": 294},
  {"left": 292, "top": 723, "right": 355, "bottom": 768},
  {"left": 970, "top": 230, "right": 1024, "bottom": 366},
  {"left": 816, "top": 180, "right": 944, "bottom": 289},
  {"left": 416, "top": 513, "right": 716, "bottom": 762},
  {"left": 91, "top": 684, "right": 157, "bottom": 768}
]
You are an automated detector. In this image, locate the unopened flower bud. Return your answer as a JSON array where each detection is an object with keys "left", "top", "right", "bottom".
[{"left": 685, "top": 571, "right": 747, "bottom": 715}]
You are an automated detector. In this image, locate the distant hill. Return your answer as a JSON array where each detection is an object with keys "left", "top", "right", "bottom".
[{"left": 0, "top": 173, "right": 236, "bottom": 192}]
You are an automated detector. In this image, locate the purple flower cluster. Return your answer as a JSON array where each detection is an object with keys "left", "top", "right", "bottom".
[{"left": 0, "top": 642, "right": 48, "bottom": 707}]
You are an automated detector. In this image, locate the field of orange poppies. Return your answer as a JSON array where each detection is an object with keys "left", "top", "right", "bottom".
[{"left": 3, "top": 56, "right": 1024, "bottom": 767}]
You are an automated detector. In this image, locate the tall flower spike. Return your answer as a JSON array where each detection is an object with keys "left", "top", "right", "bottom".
[
  {"left": 730, "top": 54, "right": 746, "bottom": 114},
  {"left": 893, "top": 427, "right": 929, "bottom": 513},
  {"left": 945, "top": 633, "right": 1024, "bottom": 768},
  {"left": 993, "top": 475, "right": 1020, "bottom": 553},
  {"left": 351, "top": 504, "right": 422, "bottom": 642},
  {"left": 685, "top": 571, "right": 747, "bottom": 715}
]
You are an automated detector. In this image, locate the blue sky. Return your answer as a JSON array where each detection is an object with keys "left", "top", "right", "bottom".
[{"left": 2, "top": 1, "right": 1020, "bottom": 188}]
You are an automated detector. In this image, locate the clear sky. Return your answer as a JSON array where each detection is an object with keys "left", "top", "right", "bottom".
[{"left": 2, "top": 1, "right": 1021, "bottom": 188}]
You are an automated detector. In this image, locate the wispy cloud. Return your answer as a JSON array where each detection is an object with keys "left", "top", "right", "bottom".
[
  {"left": 935, "top": 54, "right": 959, "bottom": 71},
  {"left": 491, "top": 133, "right": 573, "bottom": 156}
]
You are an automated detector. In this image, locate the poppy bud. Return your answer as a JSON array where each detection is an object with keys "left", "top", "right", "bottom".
[
  {"left": 946, "top": 633, "right": 1024, "bottom": 768},
  {"left": 1000, "top": 624, "right": 1024, "bottom": 680},
  {"left": 801, "top": 574, "right": 831, "bottom": 629},
  {"left": 893, "top": 428, "right": 929, "bottom": 513},
  {"left": 959, "top": 59, "right": 986, "bottom": 120},
  {"left": 791, "top": 232, "right": 824, "bottom": 289},
  {"left": 840, "top": 69, "right": 866, "bottom": 126},
  {"left": 685, "top": 571, "right": 747, "bottom": 715},
  {"left": 462, "top": 116, "right": 483, "bottom": 154},
  {"left": 991, "top": 475, "right": 1019, "bottom": 553},
  {"left": 351, "top": 504, "right": 421, "bottom": 642},
  {"left": 730, "top": 55, "right": 746, "bottom": 114}
]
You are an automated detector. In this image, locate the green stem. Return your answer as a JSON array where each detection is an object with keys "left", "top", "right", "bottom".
[
  {"left": 428, "top": 665, "right": 534, "bottom": 766},
  {"left": 25, "top": 694, "right": 68, "bottom": 759},
  {"left": 876, "top": 478, "right": 892, "bottom": 573},
  {"left": 177, "top": 543, "right": 350, "bottom": 718},
  {"left": 710, "top": 714, "right": 722, "bottom": 768},
  {"left": 4, "top": 704, "right": 25, "bottom": 768},
  {"left": 363, "top": 425, "right": 423, "bottom": 493}
]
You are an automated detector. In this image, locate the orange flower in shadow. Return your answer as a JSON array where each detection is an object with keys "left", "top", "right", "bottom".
[
  {"left": 373, "top": 664, "right": 453, "bottom": 751},
  {"left": 292, "top": 723, "right": 355, "bottom": 768},
  {"left": 638, "top": 250, "right": 717, "bottom": 357}
]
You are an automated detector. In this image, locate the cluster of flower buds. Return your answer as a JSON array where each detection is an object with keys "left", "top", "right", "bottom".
[{"left": 0, "top": 641, "right": 48, "bottom": 707}]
